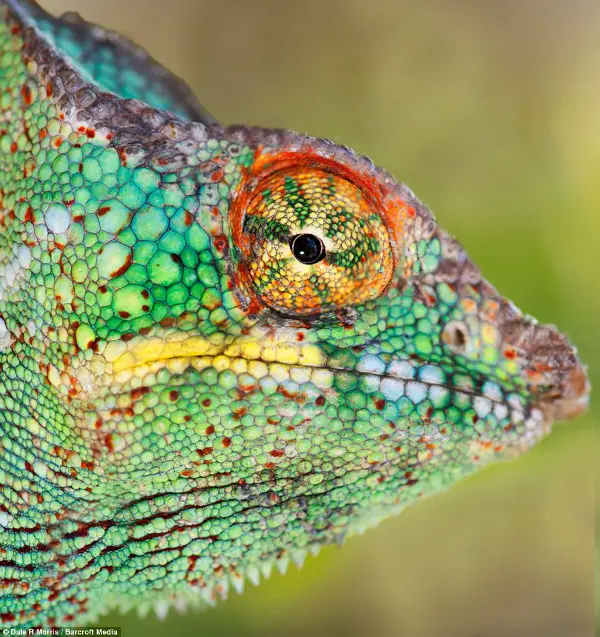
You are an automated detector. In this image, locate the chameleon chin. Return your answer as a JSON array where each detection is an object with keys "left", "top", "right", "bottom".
[{"left": 0, "top": 0, "right": 589, "bottom": 627}]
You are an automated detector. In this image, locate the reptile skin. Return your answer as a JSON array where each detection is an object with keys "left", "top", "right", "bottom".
[{"left": 0, "top": 0, "right": 589, "bottom": 627}]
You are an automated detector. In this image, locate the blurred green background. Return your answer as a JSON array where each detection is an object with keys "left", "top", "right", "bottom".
[{"left": 43, "top": 0, "right": 597, "bottom": 635}]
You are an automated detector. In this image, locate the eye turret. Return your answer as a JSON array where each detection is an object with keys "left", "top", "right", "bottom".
[{"left": 236, "top": 165, "right": 394, "bottom": 316}]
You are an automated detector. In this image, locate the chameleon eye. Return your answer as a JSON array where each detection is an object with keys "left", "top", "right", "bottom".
[
  {"left": 289, "top": 233, "right": 326, "bottom": 265},
  {"left": 236, "top": 164, "right": 394, "bottom": 315}
]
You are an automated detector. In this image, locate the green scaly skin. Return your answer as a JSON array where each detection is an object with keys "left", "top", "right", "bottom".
[{"left": 0, "top": 0, "right": 589, "bottom": 627}]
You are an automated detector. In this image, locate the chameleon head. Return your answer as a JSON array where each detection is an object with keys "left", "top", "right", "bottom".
[
  {"left": 63, "top": 130, "right": 588, "bottom": 535},
  {"left": 0, "top": 2, "right": 589, "bottom": 623}
]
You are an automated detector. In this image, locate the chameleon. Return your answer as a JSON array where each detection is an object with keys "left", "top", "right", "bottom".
[{"left": 0, "top": 0, "right": 590, "bottom": 628}]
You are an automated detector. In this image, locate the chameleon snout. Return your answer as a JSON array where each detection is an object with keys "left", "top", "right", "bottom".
[{"left": 501, "top": 318, "right": 590, "bottom": 424}]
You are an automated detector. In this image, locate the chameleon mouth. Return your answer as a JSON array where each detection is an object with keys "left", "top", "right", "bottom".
[
  {"left": 97, "top": 315, "right": 588, "bottom": 437},
  {"left": 96, "top": 347, "right": 555, "bottom": 462},
  {"left": 534, "top": 365, "right": 589, "bottom": 424},
  {"left": 101, "top": 337, "right": 536, "bottom": 439}
]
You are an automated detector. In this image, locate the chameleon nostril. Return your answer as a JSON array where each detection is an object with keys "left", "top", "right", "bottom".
[{"left": 442, "top": 320, "right": 470, "bottom": 354}]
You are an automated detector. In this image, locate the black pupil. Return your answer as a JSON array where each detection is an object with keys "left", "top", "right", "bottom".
[{"left": 289, "top": 234, "right": 325, "bottom": 265}]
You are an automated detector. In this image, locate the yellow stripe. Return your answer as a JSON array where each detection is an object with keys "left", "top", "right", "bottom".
[{"left": 107, "top": 329, "right": 326, "bottom": 375}]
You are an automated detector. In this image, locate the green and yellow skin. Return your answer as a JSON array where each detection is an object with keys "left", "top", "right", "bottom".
[{"left": 0, "top": 0, "right": 589, "bottom": 627}]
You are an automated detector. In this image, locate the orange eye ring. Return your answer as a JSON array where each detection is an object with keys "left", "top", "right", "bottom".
[{"left": 230, "top": 152, "right": 397, "bottom": 316}]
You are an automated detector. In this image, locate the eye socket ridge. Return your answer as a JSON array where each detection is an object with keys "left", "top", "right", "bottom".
[{"left": 289, "top": 233, "right": 326, "bottom": 265}]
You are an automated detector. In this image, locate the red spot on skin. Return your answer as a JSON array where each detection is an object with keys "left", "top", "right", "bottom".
[
  {"left": 98, "top": 285, "right": 108, "bottom": 293},
  {"left": 0, "top": 613, "right": 16, "bottom": 622},
  {"left": 73, "top": 215, "right": 84, "bottom": 223},
  {"left": 86, "top": 129, "right": 95, "bottom": 138},
  {"left": 130, "top": 387, "right": 150, "bottom": 400},
  {"left": 184, "top": 211, "right": 194, "bottom": 226},
  {"left": 264, "top": 462, "right": 275, "bottom": 470},
  {"left": 315, "top": 395, "right": 326, "bottom": 407},
  {"left": 296, "top": 332, "right": 305, "bottom": 341},
  {"left": 110, "top": 254, "right": 132, "bottom": 278},
  {"left": 222, "top": 437, "right": 231, "bottom": 448},
  {"left": 21, "top": 84, "right": 32, "bottom": 105},
  {"left": 184, "top": 415, "right": 191, "bottom": 422},
  {"left": 24, "top": 206, "right": 34, "bottom": 223},
  {"left": 141, "top": 305, "right": 149, "bottom": 312},
  {"left": 237, "top": 381, "right": 257, "bottom": 396},
  {"left": 197, "top": 447, "right": 213, "bottom": 456},
  {"left": 169, "top": 390, "right": 179, "bottom": 401},
  {"left": 374, "top": 397, "right": 386, "bottom": 410},
  {"left": 407, "top": 206, "right": 416, "bottom": 218},
  {"left": 78, "top": 163, "right": 83, "bottom": 173},
  {"left": 213, "top": 234, "right": 227, "bottom": 252},
  {"left": 276, "top": 386, "right": 305, "bottom": 403},
  {"left": 25, "top": 462, "right": 34, "bottom": 474},
  {"left": 10, "top": 142, "right": 17, "bottom": 153},
  {"left": 118, "top": 311, "right": 131, "bottom": 319},
  {"left": 104, "top": 434, "right": 114, "bottom": 453},
  {"left": 121, "top": 333, "right": 135, "bottom": 342},
  {"left": 205, "top": 425, "right": 215, "bottom": 435},
  {"left": 270, "top": 449, "right": 284, "bottom": 457},
  {"left": 97, "top": 206, "right": 111, "bottom": 216},
  {"left": 232, "top": 407, "right": 247, "bottom": 420},
  {"left": 52, "top": 137, "right": 62, "bottom": 148},
  {"left": 46, "top": 83, "right": 53, "bottom": 97},
  {"left": 202, "top": 398, "right": 211, "bottom": 407},
  {"left": 267, "top": 417, "right": 280, "bottom": 425},
  {"left": 244, "top": 296, "right": 263, "bottom": 316},
  {"left": 211, "top": 168, "right": 224, "bottom": 182},
  {"left": 425, "top": 405, "right": 434, "bottom": 419},
  {"left": 180, "top": 470, "right": 193, "bottom": 477},
  {"left": 504, "top": 423, "right": 514, "bottom": 432}
]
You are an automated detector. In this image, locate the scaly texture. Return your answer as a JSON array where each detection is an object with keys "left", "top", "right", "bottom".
[{"left": 0, "top": 0, "right": 589, "bottom": 628}]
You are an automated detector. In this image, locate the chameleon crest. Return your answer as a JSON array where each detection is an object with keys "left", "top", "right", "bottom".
[{"left": 0, "top": 0, "right": 589, "bottom": 627}]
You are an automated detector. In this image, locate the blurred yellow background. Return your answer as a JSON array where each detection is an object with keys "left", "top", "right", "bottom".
[{"left": 42, "top": 0, "right": 597, "bottom": 635}]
